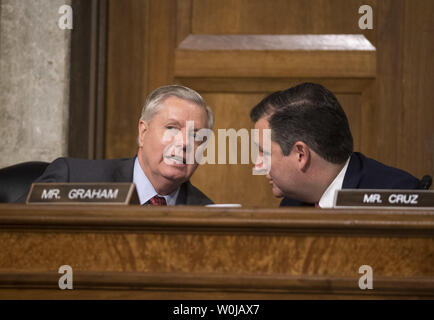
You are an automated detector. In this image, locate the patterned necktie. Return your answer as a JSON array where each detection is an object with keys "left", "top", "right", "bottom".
[{"left": 146, "top": 195, "right": 167, "bottom": 206}]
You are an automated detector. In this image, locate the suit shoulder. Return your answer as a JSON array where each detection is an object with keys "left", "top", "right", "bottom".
[
  {"left": 185, "top": 182, "right": 213, "bottom": 205},
  {"left": 35, "top": 157, "right": 70, "bottom": 182},
  {"left": 60, "top": 157, "right": 131, "bottom": 166},
  {"left": 49, "top": 157, "right": 130, "bottom": 172},
  {"left": 354, "top": 153, "right": 421, "bottom": 189},
  {"left": 37, "top": 157, "right": 134, "bottom": 182}
]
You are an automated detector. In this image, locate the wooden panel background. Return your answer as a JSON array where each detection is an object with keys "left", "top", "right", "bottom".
[{"left": 105, "top": 0, "right": 433, "bottom": 207}]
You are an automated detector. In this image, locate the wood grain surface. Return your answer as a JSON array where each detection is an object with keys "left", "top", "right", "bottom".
[{"left": 0, "top": 204, "right": 433, "bottom": 299}]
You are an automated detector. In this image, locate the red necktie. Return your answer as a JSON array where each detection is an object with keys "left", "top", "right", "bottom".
[
  {"left": 146, "top": 195, "right": 167, "bottom": 206},
  {"left": 315, "top": 202, "right": 321, "bottom": 208}
]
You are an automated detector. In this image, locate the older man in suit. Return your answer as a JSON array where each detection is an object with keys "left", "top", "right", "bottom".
[
  {"left": 19, "top": 85, "right": 213, "bottom": 205},
  {"left": 250, "top": 82, "right": 421, "bottom": 208}
]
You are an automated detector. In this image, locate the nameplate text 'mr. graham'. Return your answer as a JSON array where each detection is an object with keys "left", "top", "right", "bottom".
[{"left": 26, "top": 183, "right": 139, "bottom": 205}]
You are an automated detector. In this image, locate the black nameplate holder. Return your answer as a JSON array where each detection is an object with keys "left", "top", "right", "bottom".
[
  {"left": 26, "top": 183, "right": 139, "bottom": 205},
  {"left": 334, "top": 189, "right": 434, "bottom": 209}
]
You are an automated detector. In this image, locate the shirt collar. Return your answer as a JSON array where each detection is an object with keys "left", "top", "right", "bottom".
[
  {"left": 318, "top": 157, "right": 351, "bottom": 208},
  {"left": 133, "top": 158, "right": 180, "bottom": 205}
]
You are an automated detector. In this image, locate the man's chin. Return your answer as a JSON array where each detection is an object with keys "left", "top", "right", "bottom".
[
  {"left": 271, "top": 186, "right": 284, "bottom": 198},
  {"left": 160, "top": 166, "right": 191, "bottom": 183}
]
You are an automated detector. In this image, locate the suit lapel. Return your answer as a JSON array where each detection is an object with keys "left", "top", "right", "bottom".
[{"left": 175, "top": 182, "right": 188, "bottom": 205}]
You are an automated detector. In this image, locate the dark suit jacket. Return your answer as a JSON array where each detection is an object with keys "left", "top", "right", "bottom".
[
  {"left": 18, "top": 157, "right": 213, "bottom": 205},
  {"left": 280, "top": 152, "right": 421, "bottom": 207}
]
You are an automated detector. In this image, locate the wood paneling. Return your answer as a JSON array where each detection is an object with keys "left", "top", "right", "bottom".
[
  {"left": 147, "top": 0, "right": 177, "bottom": 91},
  {"left": 365, "top": 0, "right": 433, "bottom": 180},
  {"left": 69, "top": 0, "right": 107, "bottom": 159},
  {"left": 175, "top": 35, "right": 376, "bottom": 78},
  {"left": 175, "top": 48, "right": 376, "bottom": 78},
  {"left": 0, "top": 204, "right": 433, "bottom": 299},
  {"left": 336, "top": 94, "right": 362, "bottom": 151},
  {"left": 176, "top": 0, "right": 193, "bottom": 46},
  {"left": 177, "top": 78, "right": 373, "bottom": 94},
  {"left": 1, "top": 272, "right": 434, "bottom": 299},
  {"left": 105, "top": 0, "right": 149, "bottom": 158},
  {"left": 2, "top": 231, "right": 433, "bottom": 275},
  {"left": 177, "top": 34, "right": 375, "bottom": 50},
  {"left": 105, "top": 0, "right": 177, "bottom": 159},
  {"left": 192, "top": 0, "right": 376, "bottom": 45},
  {"left": 398, "top": 0, "right": 434, "bottom": 179},
  {"left": 372, "top": 0, "right": 404, "bottom": 171}
]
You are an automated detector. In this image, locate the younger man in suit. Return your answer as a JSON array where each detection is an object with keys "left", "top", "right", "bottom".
[{"left": 250, "top": 82, "right": 421, "bottom": 208}]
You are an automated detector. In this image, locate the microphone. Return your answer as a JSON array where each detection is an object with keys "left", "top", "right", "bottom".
[{"left": 420, "top": 175, "right": 432, "bottom": 190}]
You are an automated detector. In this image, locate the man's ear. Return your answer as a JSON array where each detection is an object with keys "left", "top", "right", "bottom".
[
  {"left": 293, "top": 141, "right": 311, "bottom": 172},
  {"left": 138, "top": 120, "right": 148, "bottom": 147}
]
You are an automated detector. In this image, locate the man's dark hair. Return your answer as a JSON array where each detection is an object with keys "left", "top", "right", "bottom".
[{"left": 250, "top": 82, "right": 353, "bottom": 164}]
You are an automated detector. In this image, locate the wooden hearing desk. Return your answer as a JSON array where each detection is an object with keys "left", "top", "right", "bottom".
[{"left": 0, "top": 204, "right": 433, "bottom": 299}]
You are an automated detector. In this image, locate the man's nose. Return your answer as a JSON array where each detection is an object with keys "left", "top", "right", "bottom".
[
  {"left": 254, "top": 154, "right": 272, "bottom": 173},
  {"left": 254, "top": 155, "right": 263, "bottom": 168},
  {"left": 173, "top": 130, "right": 191, "bottom": 153},
  {"left": 172, "top": 130, "right": 185, "bottom": 145}
]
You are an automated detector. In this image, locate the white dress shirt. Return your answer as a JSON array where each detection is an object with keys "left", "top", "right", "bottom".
[
  {"left": 133, "top": 158, "right": 179, "bottom": 205},
  {"left": 318, "top": 157, "right": 351, "bottom": 208}
]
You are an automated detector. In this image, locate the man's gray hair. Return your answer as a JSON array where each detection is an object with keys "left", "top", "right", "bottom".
[{"left": 140, "top": 85, "right": 214, "bottom": 129}]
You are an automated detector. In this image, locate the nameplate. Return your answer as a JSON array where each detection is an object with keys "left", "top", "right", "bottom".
[
  {"left": 334, "top": 189, "right": 434, "bottom": 208},
  {"left": 26, "top": 183, "right": 139, "bottom": 205}
]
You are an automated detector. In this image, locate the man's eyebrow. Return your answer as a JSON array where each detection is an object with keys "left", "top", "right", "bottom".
[
  {"left": 165, "top": 119, "right": 181, "bottom": 125},
  {"left": 165, "top": 119, "right": 204, "bottom": 131}
]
